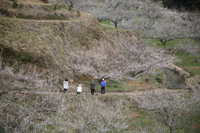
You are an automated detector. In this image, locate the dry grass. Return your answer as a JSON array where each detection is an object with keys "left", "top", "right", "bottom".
[
  {"left": 0, "top": 0, "right": 155, "bottom": 91},
  {"left": 194, "top": 124, "right": 200, "bottom": 129},
  {"left": 0, "top": 92, "right": 147, "bottom": 132},
  {"left": 121, "top": 113, "right": 142, "bottom": 118},
  {"left": 17, "top": 0, "right": 43, "bottom": 3},
  {"left": 127, "top": 78, "right": 158, "bottom": 90},
  {"left": 0, "top": 0, "right": 79, "bottom": 20},
  {"left": 0, "top": 10, "right": 116, "bottom": 88}
]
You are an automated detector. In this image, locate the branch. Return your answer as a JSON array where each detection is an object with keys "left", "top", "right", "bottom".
[{"left": 0, "top": 78, "right": 27, "bottom": 97}]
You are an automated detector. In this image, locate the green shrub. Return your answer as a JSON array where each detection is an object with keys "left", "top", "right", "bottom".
[
  {"left": 12, "top": 1, "right": 18, "bottom": 9},
  {"left": 28, "top": 124, "right": 34, "bottom": 131},
  {"left": 21, "top": 54, "right": 33, "bottom": 62},
  {"left": 19, "top": 3, "right": 23, "bottom": 9},
  {"left": 42, "top": 0, "right": 49, "bottom": 3},
  {"left": 0, "top": 123, "right": 5, "bottom": 133},
  {"left": 155, "top": 77, "right": 163, "bottom": 83}
]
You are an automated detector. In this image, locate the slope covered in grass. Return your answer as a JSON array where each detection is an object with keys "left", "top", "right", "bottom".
[{"left": 0, "top": 0, "right": 146, "bottom": 91}]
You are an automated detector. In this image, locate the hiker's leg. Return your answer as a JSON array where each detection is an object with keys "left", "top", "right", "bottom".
[
  {"left": 103, "top": 87, "right": 105, "bottom": 94},
  {"left": 91, "top": 89, "right": 94, "bottom": 95}
]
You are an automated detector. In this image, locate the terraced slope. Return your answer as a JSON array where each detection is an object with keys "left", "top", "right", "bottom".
[{"left": 0, "top": 0, "right": 142, "bottom": 91}]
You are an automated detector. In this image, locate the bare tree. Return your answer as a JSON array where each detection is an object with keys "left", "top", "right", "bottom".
[
  {"left": 178, "top": 40, "right": 200, "bottom": 63},
  {"left": 77, "top": 0, "right": 134, "bottom": 28},
  {"left": 63, "top": 0, "right": 80, "bottom": 11},
  {"left": 120, "top": 0, "right": 162, "bottom": 36},
  {"left": 120, "top": 0, "right": 198, "bottom": 46},
  {"left": 144, "top": 22, "right": 187, "bottom": 46},
  {"left": 145, "top": 10, "right": 200, "bottom": 46},
  {"left": 49, "top": 0, "right": 61, "bottom": 10},
  {"left": 0, "top": 92, "right": 69, "bottom": 132},
  {"left": 67, "top": 33, "right": 178, "bottom": 80},
  {"left": 0, "top": 46, "right": 3, "bottom": 70},
  {"left": 0, "top": 53, "right": 58, "bottom": 96},
  {"left": 76, "top": 1, "right": 108, "bottom": 22},
  {"left": 121, "top": 12, "right": 190, "bottom": 45},
  {"left": 67, "top": 96, "right": 131, "bottom": 133},
  {"left": 135, "top": 89, "right": 200, "bottom": 133},
  {"left": 0, "top": 92, "right": 134, "bottom": 132},
  {"left": 103, "top": 0, "right": 125, "bottom": 28},
  {"left": 107, "top": 8, "right": 127, "bottom": 28},
  {"left": 180, "top": 12, "right": 200, "bottom": 42},
  {"left": 90, "top": 8, "right": 108, "bottom": 22},
  {"left": 138, "top": 1, "right": 161, "bottom": 29}
]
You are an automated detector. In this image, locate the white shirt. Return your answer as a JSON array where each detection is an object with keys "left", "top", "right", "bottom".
[
  {"left": 63, "top": 81, "right": 69, "bottom": 89},
  {"left": 77, "top": 86, "right": 82, "bottom": 92}
]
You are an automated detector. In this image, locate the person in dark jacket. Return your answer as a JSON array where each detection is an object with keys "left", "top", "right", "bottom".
[
  {"left": 90, "top": 80, "right": 95, "bottom": 95},
  {"left": 100, "top": 78, "right": 106, "bottom": 94}
]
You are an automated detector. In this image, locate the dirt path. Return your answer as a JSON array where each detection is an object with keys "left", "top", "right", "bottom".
[
  {"left": 12, "top": 89, "right": 184, "bottom": 96},
  {"left": 7, "top": 1, "right": 52, "bottom": 6},
  {"left": 1, "top": 12, "right": 91, "bottom": 22}
]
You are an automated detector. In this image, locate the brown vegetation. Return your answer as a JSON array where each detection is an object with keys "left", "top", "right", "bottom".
[
  {"left": 0, "top": 9, "right": 109, "bottom": 88},
  {"left": 0, "top": 0, "right": 80, "bottom": 20}
]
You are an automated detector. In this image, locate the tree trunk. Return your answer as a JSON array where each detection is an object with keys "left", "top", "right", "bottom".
[
  {"left": 170, "top": 127, "right": 173, "bottom": 133},
  {"left": 160, "top": 40, "right": 167, "bottom": 46},
  {"left": 69, "top": 5, "right": 72, "bottom": 11},
  {"left": 0, "top": 47, "right": 3, "bottom": 70},
  {"left": 114, "top": 22, "right": 118, "bottom": 28},
  {"left": 131, "top": 70, "right": 144, "bottom": 77},
  {"left": 194, "top": 57, "right": 199, "bottom": 63},
  {"left": 163, "top": 42, "right": 166, "bottom": 46},
  {"left": 54, "top": 5, "right": 57, "bottom": 10}
]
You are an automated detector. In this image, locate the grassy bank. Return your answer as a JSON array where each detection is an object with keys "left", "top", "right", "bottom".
[{"left": 147, "top": 38, "right": 200, "bottom": 76}]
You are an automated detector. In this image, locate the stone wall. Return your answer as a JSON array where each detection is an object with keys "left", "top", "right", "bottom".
[{"left": 162, "top": 64, "right": 190, "bottom": 89}]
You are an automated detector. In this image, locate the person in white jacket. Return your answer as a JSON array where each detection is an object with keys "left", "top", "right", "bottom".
[
  {"left": 63, "top": 79, "right": 69, "bottom": 93},
  {"left": 77, "top": 84, "right": 82, "bottom": 95}
]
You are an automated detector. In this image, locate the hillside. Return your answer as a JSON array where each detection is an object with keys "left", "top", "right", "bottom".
[
  {"left": 0, "top": 0, "right": 199, "bottom": 92},
  {"left": 0, "top": 0, "right": 147, "bottom": 92},
  {"left": 0, "top": 1, "right": 200, "bottom": 133}
]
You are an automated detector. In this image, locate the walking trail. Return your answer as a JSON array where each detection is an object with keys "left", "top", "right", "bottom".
[{"left": 12, "top": 89, "right": 184, "bottom": 96}]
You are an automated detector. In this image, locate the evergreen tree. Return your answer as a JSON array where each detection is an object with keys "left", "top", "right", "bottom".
[{"left": 12, "top": 1, "right": 18, "bottom": 9}]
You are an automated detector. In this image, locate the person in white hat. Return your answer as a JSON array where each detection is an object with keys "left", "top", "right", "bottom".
[
  {"left": 100, "top": 78, "right": 106, "bottom": 94},
  {"left": 77, "top": 84, "right": 82, "bottom": 95}
]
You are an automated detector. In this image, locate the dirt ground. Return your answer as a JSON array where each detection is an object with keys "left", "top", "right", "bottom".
[
  {"left": 11, "top": 88, "right": 184, "bottom": 96},
  {"left": 127, "top": 78, "right": 156, "bottom": 90}
]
